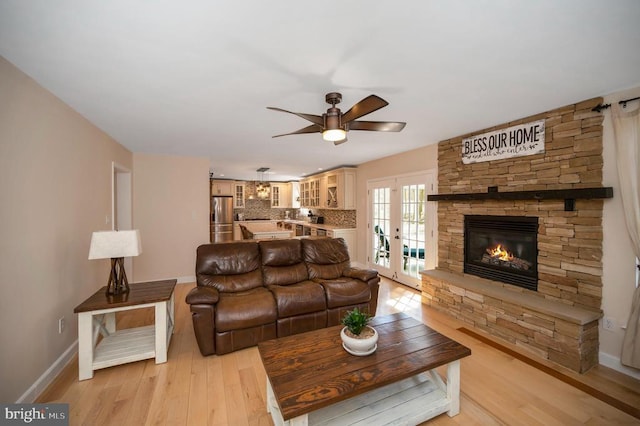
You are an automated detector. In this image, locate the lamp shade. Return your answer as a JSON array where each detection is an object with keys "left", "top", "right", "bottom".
[{"left": 88, "top": 230, "right": 142, "bottom": 260}]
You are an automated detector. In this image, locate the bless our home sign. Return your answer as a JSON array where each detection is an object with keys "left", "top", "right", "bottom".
[{"left": 461, "top": 119, "right": 545, "bottom": 164}]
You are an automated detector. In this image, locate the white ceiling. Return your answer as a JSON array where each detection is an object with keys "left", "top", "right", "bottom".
[{"left": 2, "top": 1, "right": 640, "bottom": 181}]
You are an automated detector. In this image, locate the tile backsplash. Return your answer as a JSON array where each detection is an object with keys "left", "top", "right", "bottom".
[{"left": 234, "top": 200, "right": 356, "bottom": 228}]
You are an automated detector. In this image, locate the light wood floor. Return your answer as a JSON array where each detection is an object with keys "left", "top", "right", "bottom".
[{"left": 38, "top": 279, "right": 640, "bottom": 425}]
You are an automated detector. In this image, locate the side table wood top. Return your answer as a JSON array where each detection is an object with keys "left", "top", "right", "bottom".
[{"left": 74, "top": 279, "right": 177, "bottom": 313}]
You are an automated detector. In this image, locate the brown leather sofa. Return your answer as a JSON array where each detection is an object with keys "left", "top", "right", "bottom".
[{"left": 186, "top": 237, "right": 380, "bottom": 356}]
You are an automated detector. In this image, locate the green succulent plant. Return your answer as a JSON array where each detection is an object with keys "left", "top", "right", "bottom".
[{"left": 341, "top": 308, "right": 371, "bottom": 336}]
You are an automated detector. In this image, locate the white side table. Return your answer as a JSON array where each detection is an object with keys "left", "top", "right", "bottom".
[{"left": 74, "top": 279, "right": 176, "bottom": 380}]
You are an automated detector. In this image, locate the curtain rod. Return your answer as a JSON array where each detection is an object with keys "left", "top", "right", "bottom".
[{"left": 592, "top": 96, "right": 640, "bottom": 112}]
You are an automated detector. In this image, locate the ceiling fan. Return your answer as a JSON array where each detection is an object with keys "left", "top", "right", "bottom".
[{"left": 267, "top": 92, "right": 406, "bottom": 145}]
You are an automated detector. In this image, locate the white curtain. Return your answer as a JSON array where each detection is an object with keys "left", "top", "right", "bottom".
[{"left": 612, "top": 103, "right": 640, "bottom": 369}]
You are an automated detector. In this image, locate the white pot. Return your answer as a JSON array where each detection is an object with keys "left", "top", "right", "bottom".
[{"left": 340, "top": 326, "right": 378, "bottom": 356}]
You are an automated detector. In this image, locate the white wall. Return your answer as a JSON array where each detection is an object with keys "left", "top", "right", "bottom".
[{"left": 601, "top": 86, "right": 640, "bottom": 378}]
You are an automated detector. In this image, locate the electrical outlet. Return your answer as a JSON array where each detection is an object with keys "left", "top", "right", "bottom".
[
  {"left": 58, "top": 317, "right": 65, "bottom": 334},
  {"left": 603, "top": 316, "right": 616, "bottom": 331}
]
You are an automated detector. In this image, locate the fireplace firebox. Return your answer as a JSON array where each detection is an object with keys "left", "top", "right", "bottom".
[{"left": 464, "top": 215, "right": 538, "bottom": 291}]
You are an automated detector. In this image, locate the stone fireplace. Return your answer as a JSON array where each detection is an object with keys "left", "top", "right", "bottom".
[{"left": 422, "top": 97, "right": 610, "bottom": 373}]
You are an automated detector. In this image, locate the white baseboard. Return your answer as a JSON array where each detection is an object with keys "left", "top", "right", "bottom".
[
  {"left": 17, "top": 340, "right": 78, "bottom": 403},
  {"left": 176, "top": 275, "right": 196, "bottom": 284},
  {"left": 599, "top": 351, "right": 640, "bottom": 380}
]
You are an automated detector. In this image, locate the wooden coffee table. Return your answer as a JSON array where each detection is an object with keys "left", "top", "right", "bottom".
[
  {"left": 258, "top": 312, "right": 471, "bottom": 426},
  {"left": 74, "top": 279, "right": 176, "bottom": 380}
]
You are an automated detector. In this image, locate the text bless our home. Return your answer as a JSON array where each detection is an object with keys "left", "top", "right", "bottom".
[{"left": 461, "top": 119, "right": 545, "bottom": 164}]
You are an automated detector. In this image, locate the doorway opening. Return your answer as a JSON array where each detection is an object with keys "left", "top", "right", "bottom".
[{"left": 112, "top": 162, "right": 133, "bottom": 279}]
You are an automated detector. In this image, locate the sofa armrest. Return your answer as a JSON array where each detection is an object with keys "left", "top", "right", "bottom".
[
  {"left": 185, "top": 286, "right": 220, "bottom": 305},
  {"left": 343, "top": 267, "right": 378, "bottom": 282},
  {"left": 186, "top": 286, "right": 219, "bottom": 356},
  {"left": 343, "top": 267, "right": 380, "bottom": 317}
]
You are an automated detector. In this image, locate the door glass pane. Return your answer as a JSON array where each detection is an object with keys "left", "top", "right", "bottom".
[
  {"left": 372, "top": 187, "right": 391, "bottom": 268},
  {"left": 401, "top": 184, "right": 426, "bottom": 278}
]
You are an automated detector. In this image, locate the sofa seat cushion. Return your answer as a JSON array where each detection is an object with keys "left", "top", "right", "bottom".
[
  {"left": 315, "top": 278, "right": 370, "bottom": 309},
  {"left": 268, "top": 280, "right": 327, "bottom": 318},
  {"left": 215, "top": 287, "right": 277, "bottom": 332}
]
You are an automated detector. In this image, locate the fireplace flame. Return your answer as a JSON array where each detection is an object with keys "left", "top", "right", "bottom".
[{"left": 488, "top": 244, "right": 513, "bottom": 262}]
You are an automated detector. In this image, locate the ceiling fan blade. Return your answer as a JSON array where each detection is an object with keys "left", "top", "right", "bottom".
[
  {"left": 348, "top": 121, "right": 406, "bottom": 132},
  {"left": 333, "top": 137, "right": 348, "bottom": 146},
  {"left": 267, "top": 107, "right": 324, "bottom": 126},
  {"left": 341, "top": 95, "right": 389, "bottom": 123},
  {"left": 272, "top": 124, "right": 322, "bottom": 138}
]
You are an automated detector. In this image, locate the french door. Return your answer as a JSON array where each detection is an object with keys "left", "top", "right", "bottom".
[{"left": 367, "top": 172, "right": 436, "bottom": 289}]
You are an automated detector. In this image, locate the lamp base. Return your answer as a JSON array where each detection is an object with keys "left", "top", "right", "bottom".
[{"left": 106, "top": 257, "right": 130, "bottom": 295}]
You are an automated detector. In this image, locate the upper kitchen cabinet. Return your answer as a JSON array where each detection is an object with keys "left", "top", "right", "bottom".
[
  {"left": 271, "top": 183, "right": 290, "bottom": 208},
  {"left": 271, "top": 182, "right": 300, "bottom": 208},
  {"left": 300, "top": 176, "right": 323, "bottom": 208},
  {"left": 211, "top": 179, "right": 234, "bottom": 196},
  {"left": 234, "top": 182, "right": 245, "bottom": 208},
  {"left": 290, "top": 181, "right": 301, "bottom": 208},
  {"left": 324, "top": 167, "right": 356, "bottom": 210}
]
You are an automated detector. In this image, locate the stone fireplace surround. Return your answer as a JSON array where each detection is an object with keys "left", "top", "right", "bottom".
[{"left": 422, "top": 97, "right": 607, "bottom": 373}]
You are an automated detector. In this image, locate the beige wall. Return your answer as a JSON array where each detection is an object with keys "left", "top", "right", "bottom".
[
  {"left": 0, "top": 56, "right": 132, "bottom": 402},
  {"left": 355, "top": 145, "right": 438, "bottom": 263},
  {"left": 601, "top": 86, "right": 640, "bottom": 378},
  {"left": 132, "top": 153, "right": 209, "bottom": 283}
]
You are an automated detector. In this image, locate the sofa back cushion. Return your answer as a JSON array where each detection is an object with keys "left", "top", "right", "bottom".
[
  {"left": 196, "top": 242, "right": 263, "bottom": 293},
  {"left": 260, "top": 239, "right": 309, "bottom": 286},
  {"left": 302, "top": 238, "right": 350, "bottom": 279}
]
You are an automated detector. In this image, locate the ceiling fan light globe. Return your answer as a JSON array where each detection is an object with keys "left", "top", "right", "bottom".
[{"left": 322, "top": 129, "right": 346, "bottom": 142}]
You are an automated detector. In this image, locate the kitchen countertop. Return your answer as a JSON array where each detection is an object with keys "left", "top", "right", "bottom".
[
  {"left": 235, "top": 219, "right": 355, "bottom": 231},
  {"left": 281, "top": 220, "right": 355, "bottom": 231}
]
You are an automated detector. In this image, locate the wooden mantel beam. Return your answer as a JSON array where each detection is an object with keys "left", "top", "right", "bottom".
[{"left": 427, "top": 187, "right": 613, "bottom": 211}]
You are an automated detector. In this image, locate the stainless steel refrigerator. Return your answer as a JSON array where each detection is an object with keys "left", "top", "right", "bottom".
[{"left": 211, "top": 196, "right": 234, "bottom": 242}]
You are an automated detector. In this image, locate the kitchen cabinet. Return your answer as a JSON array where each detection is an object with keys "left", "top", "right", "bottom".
[
  {"left": 326, "top": 228, "right": 356, "bottom": 259},
  {"left": 290, "top": 181, "right": 301, "bottom": 208},
  {"left": 211, "top": 179, "right": 234, "bottom": 196},
  {"left": 234, "top": 182, "right": 245, "bottom": 208},
  {"left": 299, "top": 167, "right": 356, "bottom": 210},
  {"left": 300, "top": 180, "right": 309, "bottom": 207},
  {"left": 300, "top": 176, "right": 322, "bottom": 208},
  {"left": 271, "top": 183, "right": 291, "bottom": 208},
  {"left": 324, "top": 168, "right": 356, "bottom": 210}
]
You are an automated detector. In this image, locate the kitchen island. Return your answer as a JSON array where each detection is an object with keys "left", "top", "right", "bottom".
[
  {"left": 233, "top": 220, "right": 356, "bottom": 259},
  {"left": 240, "top": 221, "right": 292, "bottom": 240}
]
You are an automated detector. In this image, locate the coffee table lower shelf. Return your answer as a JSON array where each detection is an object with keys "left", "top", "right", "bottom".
[{"left": 267, "top": 361, "right": 460, "bottom": 426}]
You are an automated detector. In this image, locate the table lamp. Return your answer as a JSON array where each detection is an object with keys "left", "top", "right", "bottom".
[{"left": 88, "top": 230, "right": 142, "bottom": 295}]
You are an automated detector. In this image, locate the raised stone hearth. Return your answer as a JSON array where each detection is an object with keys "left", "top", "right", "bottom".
[
  {"left": 422, "top": 270, "right": 600, "bottom": 372},
  {"left": 424, "top": 97, "right": 606, "bottom": 373}
]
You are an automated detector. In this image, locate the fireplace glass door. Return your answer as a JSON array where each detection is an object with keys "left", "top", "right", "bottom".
[{"left": 464, "top": 215, "right": 538, "bottom": 291}]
